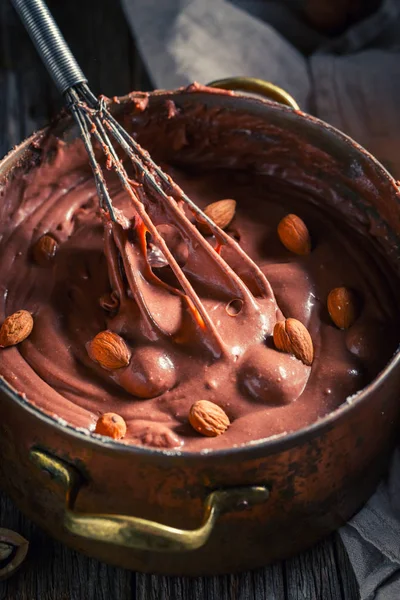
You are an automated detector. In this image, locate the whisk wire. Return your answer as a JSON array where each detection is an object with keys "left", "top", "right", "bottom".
[
  {"left": 62, "top": 82, "right": 277, "bottom": 356},
  {"left": 77, "top": 83, "right": 224, "bottom": 234},
  {"left": 78, "top": 85, "right": 274, "bottom": 299},
  {"left": 65, "top": 88, "right": 116, "bottom": 221},
  {"left": 66, "top": 85, "right": 229, "bottom": 355}
]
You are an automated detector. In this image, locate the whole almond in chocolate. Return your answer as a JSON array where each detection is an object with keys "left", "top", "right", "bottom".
[
  {"left": 273, "top": 318, "right": 314, "bottom": 366},
  {"left": 277, "top": 214, "right": 311, "bottom": 255},
  {"left": 0, "top": 310, "right": 33, "bottom": 348},
  {"left": 32, "top": 234, "right": 58, "bottom": 266},
  {"left": 189, "top": 400, "right": 230, "bottom": 437},
  {"left": 196, "top": 199, "right": 236, "bottom": 234},
  {"left": 327, "top": 287, "right": 359, "bottom": 329},
  {"left": 87, "top": 331, "right": 131, "bottom": 370}
]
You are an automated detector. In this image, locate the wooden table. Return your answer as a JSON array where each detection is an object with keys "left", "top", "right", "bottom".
[{"left": 0, "top": 0, "right": 360, "bottom": 597}]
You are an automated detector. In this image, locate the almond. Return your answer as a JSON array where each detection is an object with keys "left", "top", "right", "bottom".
[
  {"left": 273, "top": 318, "right": 313, "bottom": 366},
  {"left": 196, "top": 199, "right": 236, "bottom": 235},
  {"left": 327, "top": 287, "right": 359, "bottom": 329},
  {"left": 277, "top": 214, "right": 311, "bottom": 255},
  {"left": 0, "top": 310, "right": 34, "bottom": 348},
  {"left": 189, "top": 400, "right": 230, "bottom": 437},
  {"left": 87, "top": 330, "right": 131, "bottom": 370},
  {"left": 32, "top": 234, "right": 58, "bottom": 266},
  {"left": 95, "top": 413, "right": 127, "bottom": 440}
]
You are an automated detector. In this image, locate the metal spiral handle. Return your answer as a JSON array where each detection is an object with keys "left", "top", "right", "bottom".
[{"left": 11, "top": 0, "right": 86, "bottom": 94}]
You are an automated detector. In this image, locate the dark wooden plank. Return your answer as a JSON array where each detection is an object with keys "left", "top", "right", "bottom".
[
  {"left": 0, "top": 491, "right": 134, "bottom": 600},
  {"left": 136, "top": 564, "right": 286, "bottom": 600},
  {"left": 135, "top": 536, "right": 360, "bottom": 600},
  {"left": 0, "top": 0, "right": 151, "bottom": 157},
  {"left": 334, "top": 534, "right": 360, "bottom": 600},
  {"left": 0, "top": 0, "right": 58, "bottom": 155},
  {"left": 284, "top": 537, "right": 350, "bottom": 600},
  {"left": 45, "top": 0, "right": 152, "bottom": 99}
]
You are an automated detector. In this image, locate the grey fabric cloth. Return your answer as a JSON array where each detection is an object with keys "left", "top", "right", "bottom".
[
  {"left": 342, "top": 449, "right": 400, "bottom": 600},
  {"left": 122, "top": 0, "right": 312, "bottom": 108},
  {"left": 120, "top": 0, "right": 400, "bottom": 597},
  {"left": 122, "top": 0, "right": 400, "bottom": 178}
]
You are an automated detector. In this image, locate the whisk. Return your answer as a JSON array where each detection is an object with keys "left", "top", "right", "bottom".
[{"left": 11, "top": 0, "right": 275, "bottom": 358}]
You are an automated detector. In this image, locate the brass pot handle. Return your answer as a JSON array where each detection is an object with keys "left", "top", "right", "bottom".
[
  {"left": 207, "top": 76, "right": 300, "bottom": 110},
  {"left": 30, "top": 448, "right": 269, "bottom": 552}
]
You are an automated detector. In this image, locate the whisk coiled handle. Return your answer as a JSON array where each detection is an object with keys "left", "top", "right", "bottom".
[{"left": 11, "top": 0, "right": 87, "bottom": 94}]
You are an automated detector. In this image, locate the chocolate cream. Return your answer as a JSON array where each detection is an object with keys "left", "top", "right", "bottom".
[{"left": 0, "top": 88, "right": 398, "bottom": 451}]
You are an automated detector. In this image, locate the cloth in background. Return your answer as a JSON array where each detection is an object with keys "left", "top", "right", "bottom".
[{"left": 120, "top": 1, "right": 400, "bottom": 597}]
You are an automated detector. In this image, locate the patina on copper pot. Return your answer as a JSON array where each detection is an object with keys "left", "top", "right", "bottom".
[{"left": 0, "top": 81, "right": 399, "bottom": 576}]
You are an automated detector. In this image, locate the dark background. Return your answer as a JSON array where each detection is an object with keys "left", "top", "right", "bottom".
[
  {"left": 0, "top": 0, "right": 360, "bottom": 598},
  {"left": 0, "top": 0, "right": 151, "bottom": 158}
]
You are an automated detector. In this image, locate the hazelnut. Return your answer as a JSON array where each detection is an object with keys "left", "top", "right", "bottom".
[{"left": 95, "top": 413, "right": 127, "bottom": 440}]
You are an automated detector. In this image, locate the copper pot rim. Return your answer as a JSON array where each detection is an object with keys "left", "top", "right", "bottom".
[{"left": 1, "top": 84, "right": 399, "bottom": 460}]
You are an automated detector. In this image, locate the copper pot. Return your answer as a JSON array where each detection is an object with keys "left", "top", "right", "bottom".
[{"left": 0, "top": 80, "right": 399, "bottom": 576}]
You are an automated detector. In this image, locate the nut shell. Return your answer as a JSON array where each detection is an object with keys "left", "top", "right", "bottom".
[
  {"left": 327, "top": 287, "right": 359, "bottom": 329},
  {"left": 277, "top": 214, "right": 311, "bottom": 255},
  {"left": 197, "top": 199, "right": 236, "bottom": 235},
  {"left": 273, "top": 318, "right": 314, "bottom": 366},
  {"left": 189, "top": 400, "right": 230, "bottom": 437},
  {"left": 95, "top": 413, "right": 127, "bottom": 439},
  {"left": 87, "top": 330, "right": 131, "bottom": 370},
  {"left": 0, "top": 310, "right": 34, "bottom": 348},
  {"left": 0, "top": 528, "right": 29, "bottom": 581}
]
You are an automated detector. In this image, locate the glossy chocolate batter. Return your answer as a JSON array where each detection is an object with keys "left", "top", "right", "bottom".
[{"left": 0, "top": 94, "right": 398, "bottom": 451}]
